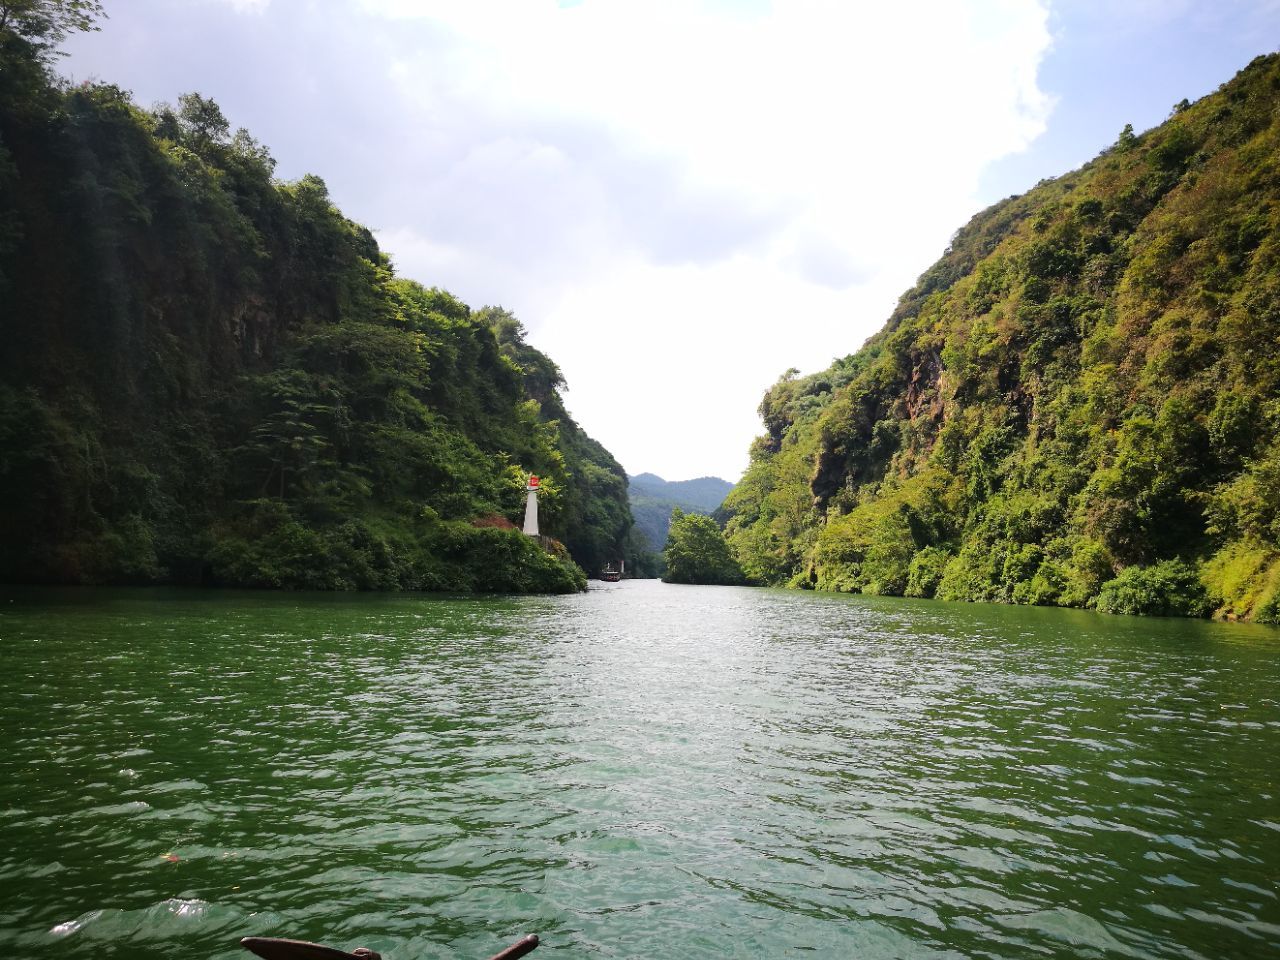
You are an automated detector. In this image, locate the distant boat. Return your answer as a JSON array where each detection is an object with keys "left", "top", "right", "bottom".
[{"left": 601, "top": 561, "right": 623, "bottom": 582}]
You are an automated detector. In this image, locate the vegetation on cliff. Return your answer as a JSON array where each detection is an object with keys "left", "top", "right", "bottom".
[
  {"left": 0, "top": 11, "right": 632, "bottom": 592},
  {"left": 723, "top": 53, "right": 1280, "bottom": 622}
]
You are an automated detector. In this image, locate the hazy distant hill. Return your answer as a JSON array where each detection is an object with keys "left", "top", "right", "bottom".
[
  {"left": 629, "top": 473, "right": 734, "bottom": 553},
  {"left": 629, "top": 473, "right": 734, "bottom": 512}
]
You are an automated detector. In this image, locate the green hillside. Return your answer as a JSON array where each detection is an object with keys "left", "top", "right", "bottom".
[
  {"left": 0, "top": 22, "right": 633, "bottom": 591},
  {"left": 723, "top": 53, "right": 1280, "bottom": 622}
]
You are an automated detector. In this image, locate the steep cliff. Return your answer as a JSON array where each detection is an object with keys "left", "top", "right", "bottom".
[
  {"left": 724, "top": 53, "right": 1280, "bottom": 621},
  {"left": 0, "top": 47, "right": 632, "bottom": 591}
]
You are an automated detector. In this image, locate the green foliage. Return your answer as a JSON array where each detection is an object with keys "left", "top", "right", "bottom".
[
  {"left": 905, "top": 546, "right": 950, "bottom": 598},
  {"left": 663, "top": 509, "right": 745, "bottom": 585},
  {"left": 721, "top": 53, "right": 1280, "bottom": 623},
  {"left": 1201, "top": 542, "right": 1280, "bottom": 623},
  {"left": 0, "top": 60, "right": 627, "bottom": 592},
  {"left": 1115, "top": 124, "right": 1138, "bottom": 152},
  {"left": 1095, "top": 560, "right": 1213, "bottom": 618},
  {"left": 816, "top": 501, "right": 915, "bottom": 595},
  {"left": 1057, "top": 536, "right": 1115, "bottom": 608},
  {"left": 206, "top": 503, "right": 584, "bottom": 594},
  {"left": 0, "top": 0, "right": 104, "bottom": 64},
  {"left": 1207, "top": 439, "right": 1280, "bottom": 544}
]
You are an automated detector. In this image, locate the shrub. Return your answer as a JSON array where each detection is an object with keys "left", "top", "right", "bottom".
[
  {"left": 1059, "top": 537, "right": 1115, "bottom": 608},
  {"left": 905, "top": 547, "right": 950, "bottom": 598},
  {"left": 1012, "top": 561, "right": 1065, "bottom": 606},
  {"left": 1202, "top": 542, "right": 1280, "bottom": 621},
  {"left": 1258, "top": 588, "right": 1280, "bottom": 625},
  {"left": 1095, "top": 559, "right": 1212, "bottom": 617},
  {"left": 938, "top": 540, "right": 1004, "bottom": 602}
]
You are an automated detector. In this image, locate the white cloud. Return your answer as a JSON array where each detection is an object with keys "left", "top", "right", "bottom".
[
  {"left": 73, "top": 0, "right": 1055, "bottom": 481},
  {"left": 210, "top": 0, "right": 270, "bottom": 12},
  {"left": 358, "top": 0, "right": 1054, "bottom": 479},
  {"left": 535, "top": 252, "right": 914, "bottom": 484}
]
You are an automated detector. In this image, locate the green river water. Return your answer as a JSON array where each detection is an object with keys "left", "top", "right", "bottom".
[{"left": 0, "top": 581, "right": 1277, "bottom": 959}]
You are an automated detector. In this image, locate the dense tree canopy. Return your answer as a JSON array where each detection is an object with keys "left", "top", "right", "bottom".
[
  {"left": 663, "top": 509, "right": 744, "bottom": 586},
  {"left": 722, "top": 53, "right": 1280, "bottom": 623}
]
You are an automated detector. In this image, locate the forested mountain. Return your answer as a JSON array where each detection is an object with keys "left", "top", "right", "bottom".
[
  {"left": 629, "top": 473, "right": 734, "bottom": 511},
  {"left": 628, "top": 472, "right": 733, "bottom": 554},
  {"left": 0, "top": 21, "right": 634, "bottom": 591},
  {"left": 724, "top": 53, "right": 1280, "bottom": 622}
]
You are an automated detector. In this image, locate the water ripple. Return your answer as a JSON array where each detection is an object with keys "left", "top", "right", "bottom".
[{"left": 0, "top": 583, "right": 1277, "bottom": 958}]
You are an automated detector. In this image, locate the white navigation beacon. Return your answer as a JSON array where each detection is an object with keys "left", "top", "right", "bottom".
[{"left": 523, "top": 474, "right": 540, "bottom": 536}]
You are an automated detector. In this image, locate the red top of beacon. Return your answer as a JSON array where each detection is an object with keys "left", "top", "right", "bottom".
[{"left": 528, "top": 475, "right": 540, "bottom": 489}]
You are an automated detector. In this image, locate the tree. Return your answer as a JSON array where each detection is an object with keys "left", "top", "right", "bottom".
[
  {"left": 663, "top": 509, "right": 746, "bottom": 585},
  {"left": 0, "top": 0, "right": 104, "bottom": 63},
  {"left": 177, "top": 92, "right": 230, "bottom": 147},
  {"left": 1115, "top": 122, "right": 1137, "bottom": 152}
]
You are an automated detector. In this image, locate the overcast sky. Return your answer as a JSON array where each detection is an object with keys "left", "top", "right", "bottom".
[{"left": 62, "top": 1, "right": 1278, "bottom": 482}]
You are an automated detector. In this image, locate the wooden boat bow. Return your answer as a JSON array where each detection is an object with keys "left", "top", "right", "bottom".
[{"left": 240, "top": 933, "right": 539, "bottom": 960}]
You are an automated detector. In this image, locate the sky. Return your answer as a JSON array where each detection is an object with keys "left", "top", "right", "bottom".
[{"left": 61, "top": 0, "right": 1279, "bottom": 482}]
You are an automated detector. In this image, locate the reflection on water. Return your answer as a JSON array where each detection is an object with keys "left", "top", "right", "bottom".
[{"left": 0, "top": 582, "right": 1277, "bottom": 958}]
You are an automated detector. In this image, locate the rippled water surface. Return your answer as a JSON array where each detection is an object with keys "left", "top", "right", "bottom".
[{"left": 1, "top": 582, "right": 1278, "bottom": 959}]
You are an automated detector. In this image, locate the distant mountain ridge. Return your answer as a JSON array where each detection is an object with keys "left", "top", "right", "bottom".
[
  {"left": 628, "top": 473, "right": 734, "bottom": 512},
  {"left": 628, "top": 473, "right": 734, "bottom": 553}
]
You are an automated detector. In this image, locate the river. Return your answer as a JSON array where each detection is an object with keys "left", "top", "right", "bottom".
[{"left": 0, "top": 581, "right": 1277, "bottom": 959}]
